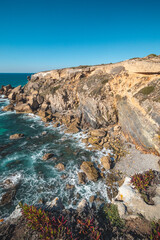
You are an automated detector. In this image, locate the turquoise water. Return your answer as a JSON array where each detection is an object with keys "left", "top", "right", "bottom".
[
  {"left": 0, "top": 73, "right": 33, "bottom": 88},
  {"left": 0, "top": 75, "right": 109, "bottom": 218}
]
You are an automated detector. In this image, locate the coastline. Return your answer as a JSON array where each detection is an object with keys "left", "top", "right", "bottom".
[{"left": 0, "top": 56, "right": 160, "bottom": 239}]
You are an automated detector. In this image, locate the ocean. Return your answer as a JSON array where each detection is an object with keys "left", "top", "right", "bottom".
[{"left": 0, "top": 74, "right": 109, "bottom": 218}]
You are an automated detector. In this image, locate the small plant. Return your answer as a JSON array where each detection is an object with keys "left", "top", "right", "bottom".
[
  {"left": 139, "top": 86, "right": 155, "bottom": 95},
  {"left": 19, "top": 203, "right": 73, "bottom": 240},
  {"left": 131, "top": 169, "right": 155, "bottom": 192},
  {"left": 102, "top": 79, "right": 109, "bottom": 84},
  {"left": 103, "top": 204, "right": 125, "bottom": 229},
  {"left": 147, "top": 54, "right": 157, "bottom": 58},
  {"left": 150, "top": 221, "right": 160, "bottom": 240},
  {"left": 77, "top": 218, "right": 101, "bottom": 240}
]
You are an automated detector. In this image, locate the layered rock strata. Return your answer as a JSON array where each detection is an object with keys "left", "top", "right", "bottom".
[{"left": 1, "top": 55, "right": 160, "bottom": 155}]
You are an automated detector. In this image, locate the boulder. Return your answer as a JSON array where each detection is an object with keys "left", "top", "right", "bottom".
[
  {"left": 0, "top": 189, "right": 16, "bottom": 206},
  {"left": 80, "top": 161, "right": 99, "bottom": 182},
  {"left": 65, "top": 121, "right": 80, "bottom": 134},
  {"left": 14, "top": 103, "right": 32, "bottom": 113},
  {"left": 77, "top": 199, "right": 89, "bottom": 213},
  {"left": 89, "top": 195, "right": 96, "bottom": 203},
  {"left": 88, "top": 137, "right": 100, "bottom": 145},
  {"left": 55, "top": 163, "right": 65, "bottom": 171},
  {"left": 38, "top": 110, "right": 49, "bottom": 118},
  {"left": 10, "top": 134, "right": 24, "bottom": 140},
  {"left": 2, "top": 104, "right": 14, "bottom": 111},
  {"left": 2, "top": 84, "right": 12, "bottom": 95},
  {"left": 66, "top": 184, "right": 75, "bottom": 190},
  {"left": 42, "top": 153, "right": 54, "bottom": 160},
  {"left": 46, "top": 197, "right": 64, "bottom": 210},
  {"left": 100, "top": 156, "right": 111, "bottom": 170},
  {"left": 78, "top": 172, "right": 87, "bottom": 184},
  {"left": 90, "top": 129, "right": 107, "bottom": 138}
]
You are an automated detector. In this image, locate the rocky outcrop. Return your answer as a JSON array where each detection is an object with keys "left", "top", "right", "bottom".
[
  {"left": 9, "top": 134, "right": 24, "bottom": 140},
  {"left": 55, "top": 163, "right": 65, "bottom": 171},
  {"left": 100, "top": 156, "right": 111, "bottom": 170},
  {"left": 80, "top": 161, "right": 99, "bottom": 182},
  {"left": 113, "top": 175, "right": 160, "bottom": 221},
  {"left": 1, "top": 55, "right": 160, "bottom": 154},
  {"left": 42, "top": 153, "right": 54, "bottom": 160}
]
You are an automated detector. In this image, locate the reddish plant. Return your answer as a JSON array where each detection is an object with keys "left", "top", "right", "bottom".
[
  {"left": 19, "top": 203, "right": 73, "bottom": 240},
  {"left": 130, "top": 169, "right": 155, "bottom": 192},
  {"left": 77, "top": 218, "right": 101, "bottom": 240}
]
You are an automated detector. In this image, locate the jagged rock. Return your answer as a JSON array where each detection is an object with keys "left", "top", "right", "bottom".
[
  {"left": 30, "top": 98, "right": 39, "bottom": 111},
  {"left": 2, "top": 55, "right": 160, "bottom": 155},
  {"left": 65, "top": 121, "right": 80, "bottom": 134},
  {"left": 0, "top": 189, "right": 16, "bottom": 206},
  {"left": 46, "top": 197, "right": 64, "bottom": 210},
  {"left": 38, "top": 110, "right": 49, "bottom": 118},
  {"left": 78, "top": 172, "right": 87, "bottom": 184},
  {"left": 66, "top": 184, "right": 75, "bottom": 190},
  {"left": 41, "top": 102, "right": 49, "bottom": 111},
  {"left": 14, "top": 103, "right": 32, "bottom": 113},
  {"left": 37, "top": 95, "right": 44, "bottom": 105},
  {"left": 42, "top": 153, "right": 54, "bottom": 160},
  {"left": 90, "top": 129, "right": 107, "bottom": 138},
  {"left": 8, "top": 92, "right": 16, "bottom": 100},
  {"left": 88, "top": 137, "right": 100, "bottom": 145},
  {"left": 53, "top": 122, "right": 60, "bottom": 127},
  {"left": 100, "top": 156, "right": 111, "bottom": 170},
  {"left": 80, "top": 161, "right": 99, "bottom": 182},
  {"left": 77, "top": 199, "right": 89, "bottom": 213},
  {"left": 10, "top": 134, "right": 24, "bottom": 140},
  {"left": 12, "top": 85, "right": 22, "bottom": 94},
  {"left": 41, "top": 131, "right": 47, "bottom": 136},
  {"left": 55, "top": 163, "right": 65, "bottom": 171},
  {"left": 2, "top": 104, "right": 14, "bottom": 111},
  {"left": 89, "top": 195, "right": 95, "bottom": 203}
]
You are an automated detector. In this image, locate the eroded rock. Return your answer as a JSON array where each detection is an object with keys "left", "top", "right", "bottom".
[
  {"left": 10, "top": 134, "right": 24, "bottom": 140},
  {"left": 42, "top": 153, "right": 54, "bottom": 160},
  {"left": 80, "top": 161, "right": 99, "bottom": 182},
  {"left": 55, "top": 163, "right": 65, "bottom": 171},
  {"left": 100, "top": 156, "right": 111, "bottom": 170}
]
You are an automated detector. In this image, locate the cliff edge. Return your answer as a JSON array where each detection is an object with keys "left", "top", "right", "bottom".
[{"left": 1, "top": 54, "right": 160, "bottom": 155}]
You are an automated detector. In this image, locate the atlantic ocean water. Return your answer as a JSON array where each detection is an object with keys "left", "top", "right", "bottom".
[{"left": 0, "top": 73, "right": 109, "bottom": 218}]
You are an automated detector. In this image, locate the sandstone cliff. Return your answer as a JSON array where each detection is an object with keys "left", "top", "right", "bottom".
[{"left": 1, "top": 55, "right": 160, "bottom": 155}]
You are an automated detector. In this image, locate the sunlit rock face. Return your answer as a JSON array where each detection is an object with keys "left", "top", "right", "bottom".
[{"left": 2, "top": 55, "right": 160, "bottom": 154}]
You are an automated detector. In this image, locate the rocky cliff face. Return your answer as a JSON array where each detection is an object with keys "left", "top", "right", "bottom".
[{"left": 1, "top": 55, "right": 160, "bottom": 155}]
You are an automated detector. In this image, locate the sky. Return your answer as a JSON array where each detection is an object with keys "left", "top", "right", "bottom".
[{"left": 0, "top": 0, "right": 160, "bottom": 73}]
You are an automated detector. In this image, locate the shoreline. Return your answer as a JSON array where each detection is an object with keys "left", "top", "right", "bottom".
[{"left": 0, "top": 56, "right": 160, "bottom": 238}]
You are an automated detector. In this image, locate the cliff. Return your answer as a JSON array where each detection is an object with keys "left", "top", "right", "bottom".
[{"left": 1, "top": 55, "right": 160, "bottom": 155}]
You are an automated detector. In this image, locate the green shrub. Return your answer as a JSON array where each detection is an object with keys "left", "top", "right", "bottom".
[
  {"left": 103, "top": 204, "right": 125, "bottom": 229},
  {"left": 147, "top": 54, "right": 157, "bottom": 58},
  {"left": 139, "top": 86, "right": 155, "bottom": 95},
  {"left": 130, "top": 169, "right": 155, "bottom": 192},
  {"left": 102, "top": 79, "right": 109, "bottom": 84}
]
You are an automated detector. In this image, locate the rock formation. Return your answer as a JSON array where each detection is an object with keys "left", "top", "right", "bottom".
[{"left": 1, "top": 55, "right": 160, "bottom": 155}]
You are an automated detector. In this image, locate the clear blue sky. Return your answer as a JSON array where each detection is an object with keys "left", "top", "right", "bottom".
[{"left": 0, "top": 0, "right": 160, "bottom": 73}]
